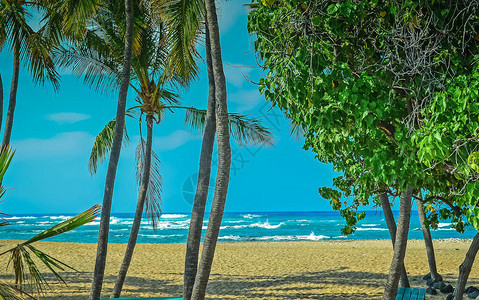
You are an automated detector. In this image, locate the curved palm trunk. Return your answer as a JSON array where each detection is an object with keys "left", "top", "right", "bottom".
[
  {"left": 190, "top": 0, "right": 231, "bottom": 298},
  {"left": 2, "top": 45, "right": 20, "bottom": 151},
  {"left": 184, "top": 27, "right": 216, "bottom": 300},
  {"left": 0, "top": 74, "right": 4, "bottom": 131},
  {"left": 382, "top": 187, "right": 413, "bottom": 300},
  {"left": 379, "top": 193, "right": 410, "bottom": 287},
  {"left": 416, "top": 197, "right": 439, "bottom": 280},
  {"left": 111, "top": 116, "right": 153, "bottom": 298},
  {"left": 453, "top": 233, "right": 479, "bottom": 300},
  {"left": 89, "top": 0, "right": 134, "bottom": 299}
]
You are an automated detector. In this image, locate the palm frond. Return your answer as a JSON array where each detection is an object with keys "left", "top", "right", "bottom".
[
  {"left": 88, "top": 118, "right": 129, "bottom": 175},
  {"left": 136, "top": 138, "right": 162, "bottom": 230},
  {"left": 0, "top": 282, "right": 29, "bottom": 300},
  {"left": 289, "top": 120, "right": 305, "bottom": 142},
  {"left": 1, "top": 205, "right": 100, "bottom": 296},
  {"left": 22, "top": 204, "right": 101, "bottom": 244},
  {"left": 152, "top": 0, "right": 204, "bottom": 85},
  {"left": 184, "top": 108, "right": 275, "bottom": 147}
]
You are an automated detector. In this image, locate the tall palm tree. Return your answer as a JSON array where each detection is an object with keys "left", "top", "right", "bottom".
[
  {"left": 0, "top": 74, "right": 3, "bottom": 130},
  {"left": 89, "top": 0, "right": 134, "bottom": 298},
  {"left": 183, "top": 26, "right": 215, "bottom": 300},
  {"left": 0, "top": 0, "right": 59, "bottom": 150},
  {"left": 190, "top": 0, "right": 231, "bottom": 298},
  {"left": 57, "top": 9, "right": 272, "bottom": 296},
  {"left": 382, "top": 187, "right": 413, "bottom": 300}
]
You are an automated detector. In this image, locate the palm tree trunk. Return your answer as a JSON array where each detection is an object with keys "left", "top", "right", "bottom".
[
  {"left": 2, "top": 44, "right": 20, "bottom": 150},
  {"left": 382, "top": 187, "right": 413, "bottom": 300},
  {"left": 379, "top": 193, "right": 409, "bottom": 287},
  {"left": 183, "top": 26, "right": 216, "bottom": 300},
  {"left": 416, "top": 196, "right": 439, "bottom": 280},
  {"left": 190, "top": 0, "right": 231, "bottom": 298},
  {"left": 89, "top": 0, "right": 134, "bottom": 299},
  {"left": 453, "top": 233, "right": 479, "bottom": 300},
  {"left": 0, "top": 73, "right": 4, "bottom": 132},
  {"left": 111, "top": 116, "right": 153, "bottom": 298}
]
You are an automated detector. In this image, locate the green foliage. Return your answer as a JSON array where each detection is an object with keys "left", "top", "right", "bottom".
[{"left": 248, "top": 0, "right": 479, "bottom": 233}]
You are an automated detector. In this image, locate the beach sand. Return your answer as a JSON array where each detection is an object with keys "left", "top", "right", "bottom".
[{"left": 0, "top": 239, "right": 476, "bottom": 299}]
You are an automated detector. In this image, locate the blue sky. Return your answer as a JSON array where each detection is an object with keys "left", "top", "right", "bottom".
[{"left": 0, "top": 1, "right": 336, "bottom": 214}]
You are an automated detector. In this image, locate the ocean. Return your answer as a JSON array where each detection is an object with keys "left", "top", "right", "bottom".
[{"left": 1, "top": 211, "right": 477, "bottom": 243}]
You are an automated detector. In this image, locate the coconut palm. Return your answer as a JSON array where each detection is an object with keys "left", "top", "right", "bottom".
[
  {"left": 56, "top": 8, "right": 272, "bottom": 296},
  {"left": 0, "top": 146, "right": 101, "bottom": 299},
  {"left": 0, "top": 0, "right": 60, "bottom": 150}
]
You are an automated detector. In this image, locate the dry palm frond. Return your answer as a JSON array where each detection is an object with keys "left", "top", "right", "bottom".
[{"left": 136, "top": 138, "right": 162, "bottom": 230}]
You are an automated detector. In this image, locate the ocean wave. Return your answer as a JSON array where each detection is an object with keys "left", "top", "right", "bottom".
[
  {"left": 356, "top": 228, "right": 388, "bottom": 231},
  {"left": 242, "top": 214, "right": 261, "bottom": 219},
  {"left": 160, "top": 214, "right": 188, "bottom": 219},
  {"left": 220, "top": 221, "right": 284, "bottom": 230},
  {"left": 4, "top": 216, "right": 37, "bottom": 220},
  {"left": 438, "top": 222, "right": 452, "bottom": 228},
  {"left": 219, "top": 235, "right": 242, "bottom": 240},
  {"left": 256, "top": 232, "right": 329, "bottom": 241},
  {"left": 362, "top": 224, "right": 380, "bottom": 227},
  {"left": 139, "top": 234, "right": 184, "bottom": 238},
  {"left": 49, "top": 216, "right": 70, "bottom": 220}
]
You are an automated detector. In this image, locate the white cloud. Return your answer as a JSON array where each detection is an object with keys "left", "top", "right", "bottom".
[
  {"left": 217, "top": 1, "right": 246, "bottom": 34},
  {"left": 46, "top": 112, "right": 91, "bottom": 124},
  {"left": 153, "top": 130, "right": 200, "bottom": 151},
  {"left": 229, "top": 89, "right": 264, "bottom": 112},
  {"left": 12, "top": 132, "right": 94, "bottom": 161},
  {"left": 224, "top": 63, "right": 255, "bottom": 88}
]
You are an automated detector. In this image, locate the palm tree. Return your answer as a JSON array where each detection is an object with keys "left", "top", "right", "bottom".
[
  {"left": 382, "top": 187, "right": 413, "bottom": 300},
  {"left": 57, "top": 9, "right": 272, "bottom": 296},
  {"left": 453, "top": 233, "right": 479, "bottom": 300},
  {"left": 0, "top": 74, "right": 3, "bottom": 130},
  {"left": 183, "top": 26, "right": 215, "bottom": 300},
  {"left": 189, "top": 0, "right": 231, "bottom": 298},
  {"left": 379, "top": 193, "right": 410, "bottom": 288},
  {"left": 0, "top": 0, "right": 60, "bottom": 150}
]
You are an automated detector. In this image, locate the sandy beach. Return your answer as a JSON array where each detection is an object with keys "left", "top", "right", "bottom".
[{"left": 0, "top": 239, "right": 476, "bottom": 299}]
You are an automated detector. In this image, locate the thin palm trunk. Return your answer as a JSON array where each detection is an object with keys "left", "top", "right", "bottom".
[
  {"left": 2, "top": 44, "right": 19, "bottom": 151},
  {"left": 382, "top": 187, "right": 413, "bottom": 300},
  {"left": 190, "top": 0, "right": 231, "bottom": 298},
  {"left": 184, "top": 27, "right": 216, "bottom": 300},
  {"left": 0, "top": 74, "right": 4, "bottom": 132},
  {"left": 379, "top": 193, "right": 409, "bottom": 287},
  {"left": 453, "top": 233, "right": 479, "bottom": 300},
  {"left": 89, "top": 0, "right": 134, "bottom": 298},
  {"left": 111, "top": 116, "right": 153, "bottom": 298},
  {"left": 416, "top": 196, "right": 439, "bottom": 280}
]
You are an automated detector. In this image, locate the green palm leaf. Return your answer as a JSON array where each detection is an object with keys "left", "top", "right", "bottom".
[
  {"left": 0, "top": 282, "right": 30, "bottom": 299},
  {"left": 89, "top": 118, "right": 130, "bottom": 175},
  {"left": 1, "top": 205, "right": 101, "bottom": 296},
  {"left": 136, "top": 138, "right": 162, "bottom": 230},
  {"left": 184, "top": 108, "right": 274, "bottom": 147},
  {"left": 152, "top": 0, "right": 204, "bottom": 84}
]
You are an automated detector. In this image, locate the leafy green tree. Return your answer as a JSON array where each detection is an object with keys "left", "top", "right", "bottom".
[{"left": 248, "top": 1, "right": 479, "bottom": 298}]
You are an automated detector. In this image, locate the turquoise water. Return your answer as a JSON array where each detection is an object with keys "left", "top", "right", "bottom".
[{"left": 1, "top": 211, "right": 476, "bottom": 243}]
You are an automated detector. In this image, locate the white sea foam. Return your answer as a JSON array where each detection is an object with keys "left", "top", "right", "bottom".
[
  {"left": 160, "top": 214, "right": 188, "bottom": 219},
  {"left": 362, "top": 224, "right": 380, "bottom": 227},
  {"left": 438, "top": 222, "right": 452, "bottom": 228},
  {"left": 5, "top": 216, "right": 37, "bottom": 220},
  {"left": 49, "top": 216, "right": 70, "bottom": 220},
  {"left": 242, "top": 214, "right": 261, "bottom": 219},
  {"left": 356, "top": 228, "right": 388, "bottom": 231},
  {"left": 220, "top": 221, "right": 284, "bottom": 230},
  {"left": 219, "top": 235, "right": 242, "bottom": 240},
  {"left": 255, "top": 232, "right": 328, "bottom": 241}
]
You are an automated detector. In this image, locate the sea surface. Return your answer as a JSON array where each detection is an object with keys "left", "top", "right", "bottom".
[{"left": 1, "top": 211, "right": 477, "bottom": 243}]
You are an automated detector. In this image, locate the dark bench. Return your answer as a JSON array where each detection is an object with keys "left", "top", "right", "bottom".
[{"left": 372, "top": 287, "right": 426, "bottom": 300}]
